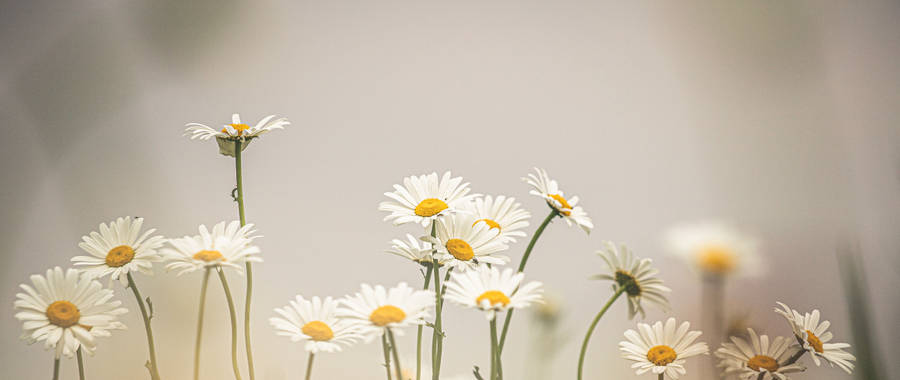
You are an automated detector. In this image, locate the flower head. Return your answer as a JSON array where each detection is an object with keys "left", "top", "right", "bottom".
[
  {"left": 337, "top": 283, "right": 434, "bottom": 342},
  {"left": 444, "top": 265, "right": 543, "bottom": 320},
  {"left": 71, "top": 217, "right": 165, "bottom": 285},
  {"left": 593, "top": 241, "right": 670, "bottom": 319},
  {"left": 184, "top": 113, "right": 290, "bottom": 156},
  {"left": 14, "top": 267, "right": 128, "bottom": 358},
  {"left": 269, "top": 295, "right": 361, "bottom": 353},
  {"left": 775, "top": 302, "right": 855, "bottom": 373},
  {"left": 523, "top": 167, "right": 592, "bottom": 233},
  {"left": 664, "top": 222, "right": 759, "bottom": 277},
  {"left": 716, "top": 328, "right": 806, "bottom": 380},
  {"left": 386, "top": 234, "right": 448, "bottom": 266},
  {"left": 619, "top": 318, "right": 708, "bottom": 379},
  {"left": 162, "top": 221, "right": 261, "bottom": 275},
  {"left": 423, "top": 212, "right": 509, "bottom": 271},
  {"left": 378, "top": 171, "right": 477, "bottom": 227},
  {"left": 467, "top": 195, "right": 531, "bottom": 243}
]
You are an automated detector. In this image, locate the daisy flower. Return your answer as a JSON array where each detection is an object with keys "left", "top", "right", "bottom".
[
  {"left": 523, "top": 167, "right": 593, "bottom": 233},
  {"left": 619, "top": 318, "right": 709, "bottom": 379},
  {"left": 467, "top": 195, "right": 531, "bottom": 243},
  {"left": 386, "top": 234, "right": 448, "bottom": 266},
  {"left": 774, "top": 302, "right": 856, "bottom": 373},
  {"left": 337, "top": 283, "right": 434, "bottom": 342},
  {"left": 14, "top": 267, "right": 128, "bottom": 358},
  {"left": 592, "top": 241, "right": 671, "bottom": 319},
  {"left": 184, "top": 113, "right": 290, "bottom": 156},
  {"left": 715, "top": 328, "right": 806, "bottom": 380},
  {"left": 664, "top": 222, "right": 760, "bottom": 277},
  {"left": 71, "top": 216, "right": 165, "bottom": 285},
  {"left": 378, "top": 171, "right": 478, "bottom": 227},
  {"left": 423, "top": 212, "right": 509, "bottom": 271},
  {"left": 269, "top": 295, "right": 361, "bottom": 353},
  {"left": 162, "top": 221, "right": 261, "bottom": 276},
  {"left": 444, "top": 265, "right": 543, "bottom": 320}
]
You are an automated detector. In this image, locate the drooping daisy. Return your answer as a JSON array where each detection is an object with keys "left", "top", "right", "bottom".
[
  {"left": 774, "top": 302, "right": 855, "bottom": 373},
  {"left": 162, "top": 221, "right": 261, "bottom": 276},
  {"left": 664, "top": 222, "right": 760, "bottom": 278},
  {"left": 184, "top": 113, "right": 290, "bottom": 156},
  {"left": 14, "top": 267, "right": 128, "bottom": 358},
  {"left": 337, "top": 283, "right": 434, "bottom": 342},
  {"left": 467, "top": 195, "right": 531, "bottom": 243},
  {"left": 592, "top": 241, "right": 671, "bottom": 319},
  {"left": 269, "top": 295, "right": 361, "bottom": 353},
  {"left": 523, "top": 167, "right": 593, "bottom": 233},
  {"left": 444, "top": 265, "right": 543, "bottom": 320},
  {"left": 423, "top": 212, "right": 509, "bottom": 271},
  {"left": 386, "top": 234, "right": 448, "bottom": 266},
  {"left": 619, "top": 318, "right": 709, "bottom": 379},
  {"left": 71, "top": 216, "right": 165, "bottom": 285},
  {"left": 715, "top": 328, "right": 806, "bottom": 380},
  {"left": 378, "top": 171, "right": 478, "bottom": 227}
]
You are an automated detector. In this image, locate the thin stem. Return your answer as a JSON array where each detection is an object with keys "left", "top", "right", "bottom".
[
  {"left": 234, "top": 139, "right": 256, "bottom": 380},
  {"left": 431, "top": 259, "right": 443, "bottom": 380},
  {"left": 126, "top": 273, "right": 161, "bottom": 380},
  {"left": 783, "top": 335, "right": 808, "bottom": 365},
  {"left": 304, "top": 353, "right": 315, "bottom": 380},
  {"left": 52, "top": 357, "right": 59, "bottom": 380},
  {"left": 490, "top": 318, "right": 502, "bottom": 380},
  {"left": 498, "top": 209, "right": 558, "bottom": 353},
  {"left": 382, "top": 334, "right": 393, "bottom": 380},
  {"left": 416, "top": 265, "right": 434, "bottom": 380},
  {"left": 659, "top": 374, "right": 664, "bottom": 380},
  {"left": 217, "top": 269, "right": 243, "bottom": 380},
  {"left": 577, "top": 287, "right": 627, "bottom": 380},
  {"left": 193, "top": 268, "right": 211, "bottom": 380},
  {"left": 702, "top": 275, "right": 724, "bottom": 380},
  {"left": 76, "top": 347, "right": 85, "bottom": 380},
  {"left": 387, "top": 329, "right": 404, "bottom": 380}
]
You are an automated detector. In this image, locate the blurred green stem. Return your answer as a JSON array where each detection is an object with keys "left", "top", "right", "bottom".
[
  {"left": 193, "top": 268, "right": 211, "bottom": 380},
  {"left": 304, "top": 353, "right": 315, "bottom": 380},
  {"left": 382, "top": 334, "right": 393, "bottom": 380},
  {"left": 387, "top": 329, "right": 404, "bottom": 380},
  {"left": 76, "top": 347, "right": 85, "bottom": 380},
  {"left": 52, "top": 357, "right": 59, "bottom": 380},
  {"left": 416, "top": 265, "right": 433, "bottom": 380}
]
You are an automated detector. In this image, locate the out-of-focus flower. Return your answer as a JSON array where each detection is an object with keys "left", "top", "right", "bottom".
[{"left": 664, "top": 222, "right": 760, "bottom": 277}]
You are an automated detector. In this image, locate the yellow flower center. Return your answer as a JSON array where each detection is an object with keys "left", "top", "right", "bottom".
[
  {"left": 105, "top": 245, "right": 136, "bottom": 267},
  {"left": 473, "top": 218, "right": 501, "bottom": 231},
  {"left": 193, "top": 250, "right": 225, "bottom": 262},
  {"left": 476, "top": 290, "right": 510, "bottom": 307},
  {"left": 646, "top": 345, "right": 677, "bottom": 366},
  {"left": 806, "top": 330, "right": 824, "bottom": 353},
  {"left": 696, "top": 246, "right": 736, "bottom": 274},
  {"left": 229, "top": 123, "right": 250, "bottom": 136},
  {"left": 369, "top": 305, "right": 406, "bottom": 326},
  {"left": 46, "top": 301, "right": 80, "bottom": 328},
  {"left": 548, "top": 194, "right": 572, "bottom": 216},
  {"left": 747, "top": 355, "right": 780, "bottom": 372},
  {"left": 445, "top": 238, "right": 474, "bottom": 261},
  {"left": 414, "top": 198, "right": 448, "bottom": 217},
  {"left": 614, "top": 270, "right": 642, "bottom": 297},
  {"left": 301, "top": 320, "right": 334, "bottom": 341}
]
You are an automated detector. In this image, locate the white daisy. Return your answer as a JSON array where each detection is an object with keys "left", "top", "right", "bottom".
[
  {"left": 14, "top": 267, "right": 128, "bottom": 358},
  {"left": 444, "top": 265, "right": 543, "bottom": 320},
  {"left": 71, "top": 216, "right": 165, "bottom": 285},
  {"left": 337, "top": 283, "right": 434, "bottom": 342},
  {"left": 619, "top": 317, "right": 709, "bottom": 379},
  {"left": 162, "top": 221, "right": 261, "bottom": 276},
  {"left": 386, "top": 234, "right": 448, "bottom": 266},
  {"left": 664, "top": 222, "right": 760, "bottom": 277},
  {"left": 467, "top": 195, "right": 531, "bottom": 243},
  {"left": 269, "top": 295, "right": 361, "bottom": 353},
  {"left": 592, "top": 241, "right": 671, "bottom": 319},
  {"left": 774, "top": 302, "right": 855, "bottom": 373},
  {"left": 523, "top": 167, "right": 593, "bottom": 233},
  {"left": 184, "top": 113, "right": 290, "bottom": 156},
  {"left": 716, "top": 328, "right": 806, "bottom": 380},
  {"left": 424, "top": 212, "right": 509, "bottom": 271},
  {"left": 378, "top": 171, "right": 478, "bottom": 227}
]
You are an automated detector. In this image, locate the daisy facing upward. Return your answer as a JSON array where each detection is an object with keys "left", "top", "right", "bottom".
[
  {"left": 619, "top": 318, "right": 709, "bottom": 380},
  {"left": 378, "top": 171, "right": 478, "bottom": 228}
]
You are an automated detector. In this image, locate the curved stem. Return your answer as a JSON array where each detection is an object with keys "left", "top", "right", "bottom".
[
  {"left": 126, "top": 273, "right": 161, "bottom": 380},
  {"left": 217, "top": 269, "right": 243, "bottom": 380},
  {"left": 52, "top": 357, "right": 59, "bottom": 380},
  {"left": 193, "top": 269, "right": 212, "bottom": 380},
  {"left": 304, "top": 353, "right": 315, "bottom": 380},
  {"left": 234, "top": 139, "right": 256, "bottom": 380},
  {"left": 387, "top": 328, "right": 404, "bottom": 380},
  {"left": 577, "top": 287, "right": 626, "bottom": 380},
  {"left": 416, "top": 265, "right": 433, "bottom": 380},
  {"left": 498, "top": 209, "right": 558, "bottom": 353},
  {"left": 381, "top": 334, "right": 393, "bottom": 380},
  {"left": 76, "top": 347, "right": 85, "bottom": 380}
]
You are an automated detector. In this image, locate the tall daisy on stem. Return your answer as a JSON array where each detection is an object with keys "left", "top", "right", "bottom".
[
  {"left": 185, "top": 112, "right": 289, "bottom": 380},
  {"left": 578, "top": 242, "right": 670, "bottom": 380},
  {"left": 619, "top": 318, "right": 709, "bottom": 380},
  {"left": 163, "top": 220, "right": 261, "bottom": 380},
  {"left": 71, "top": 216, "right": 165, "bottom": 380}
]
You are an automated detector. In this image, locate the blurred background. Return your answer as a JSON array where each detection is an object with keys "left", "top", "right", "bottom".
[{"left": 1, "top": 0, "right": 897, "bottom": 379}]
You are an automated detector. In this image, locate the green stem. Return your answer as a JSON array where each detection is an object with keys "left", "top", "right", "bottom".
[
  {"left": 126, "top": 273, "right": 161, "bottom": 380},
  {"left": 76, "top": 347, "right": 85, "bottom": 380},
  {"left": 234, "top": 139, "right": 256, "bottom": 380},
  {"left": 416, "top": 265, "right": 434, "bottom": 380},
  {"left": 52, "top": 357, "right": 59, "bottom": 380},
  {"left": 431, "top": 259, "right": 447, "bottom": 380},
  {"left": 305, "top": 353, "right": 315, "bottom": 380},
  {"left": 577, "top": 287, "right": 627, "bottom": 380},
  {"left": 387, "top": 328, "right": 404, "bottom": 380},
  {"left": 217, "top": 269, "right": 243, "bottom": 380},
  {"left": 498, "top": 209, "right": 558, "bottom": 353},
  {"left": 783, "top": 335, "right": 808, "bottom": 365},
  {"left": 382, "top": 334, "right": 393, "bottom": 380},
  {"left": 194, "top": 269, "right": 211, "bottom": 380},
  {"left": 490, "top": 318, "right": 502, "bottom": 380},
  {"left": 659, "top": 374, "right": 664, "bottom": 380}
]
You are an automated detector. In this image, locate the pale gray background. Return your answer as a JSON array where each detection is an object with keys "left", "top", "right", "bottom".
[{"left": 1, "top": 1, "right": 898, "bottom": 379}]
